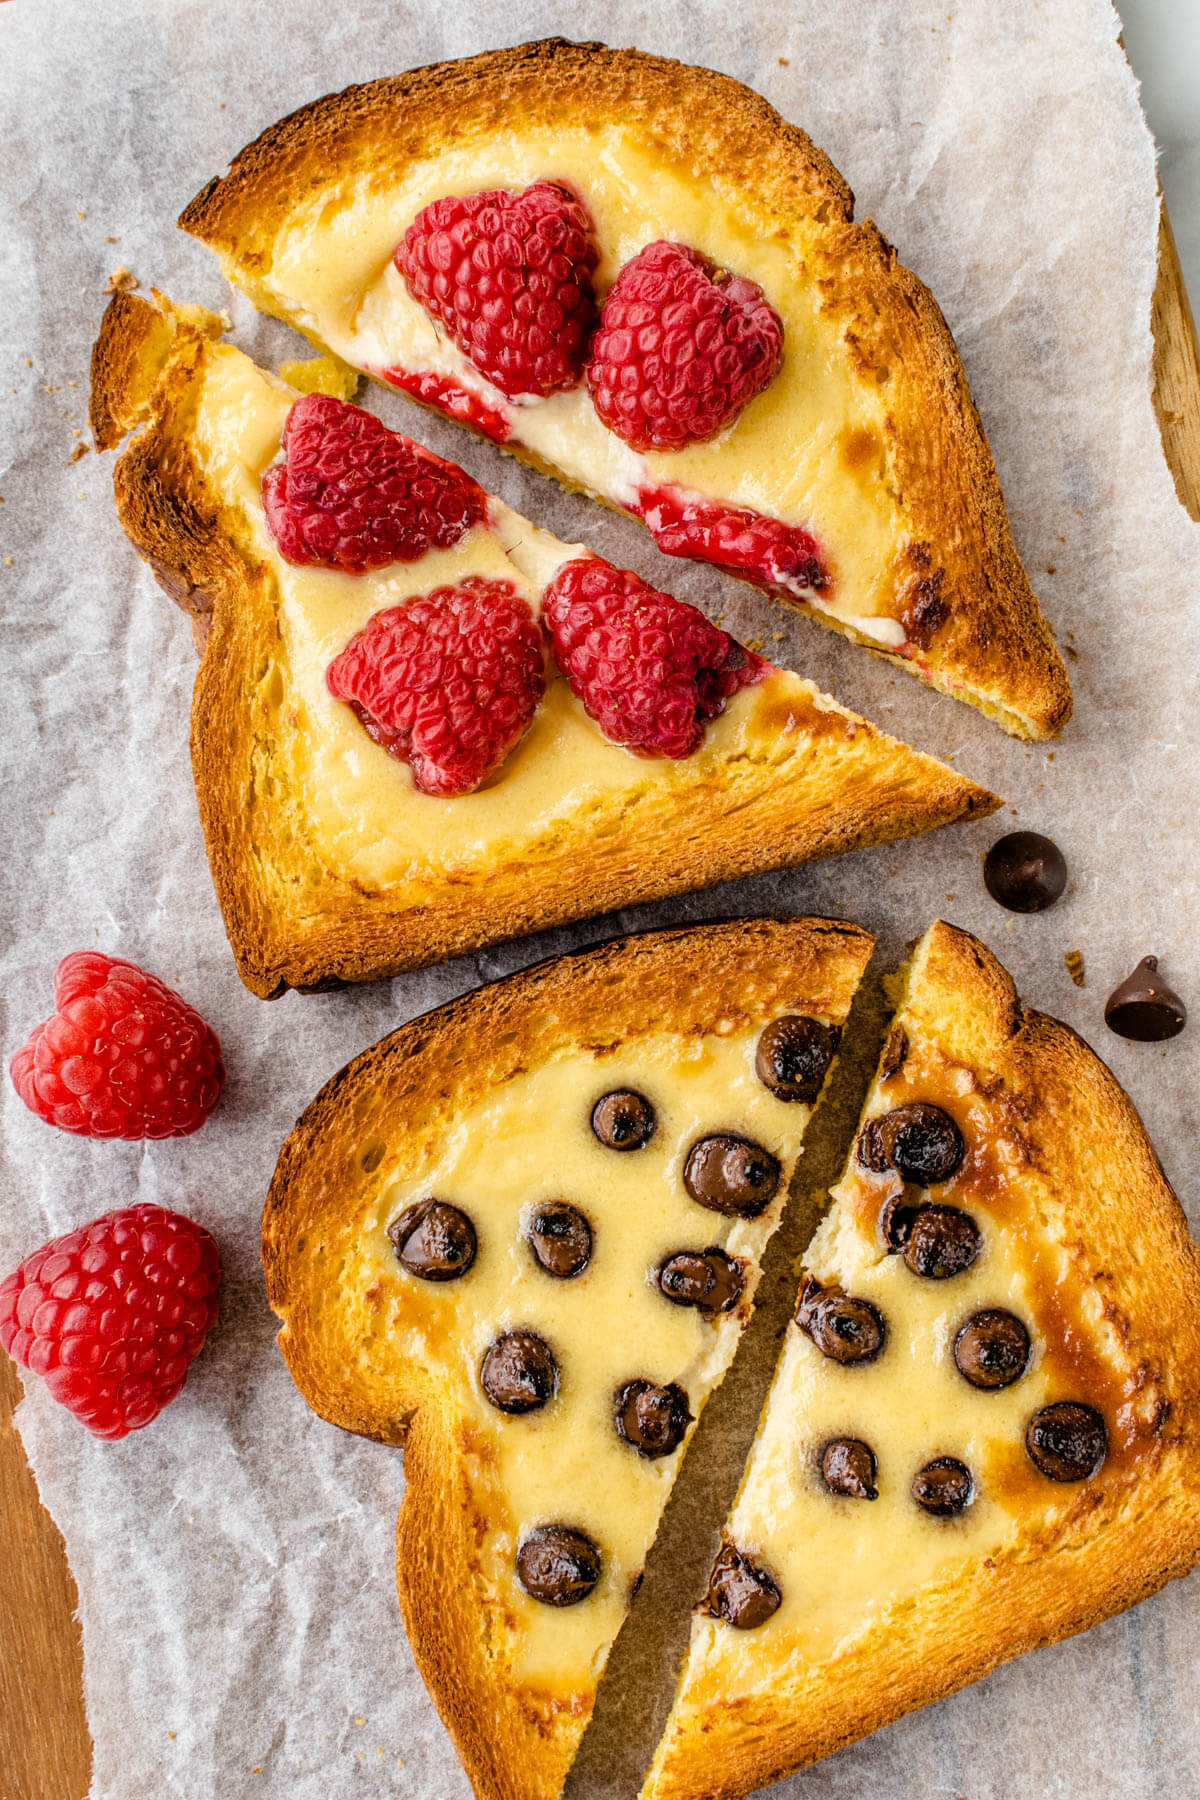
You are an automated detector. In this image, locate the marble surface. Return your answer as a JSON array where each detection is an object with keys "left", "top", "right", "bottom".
[{"left": 1120, "top": 0, "right": 1200, "bottom": 299}]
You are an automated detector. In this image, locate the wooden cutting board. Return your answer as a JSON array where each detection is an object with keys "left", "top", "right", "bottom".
[{"left": 1, "top": 210, "right": 1198, "bottom": 1800}]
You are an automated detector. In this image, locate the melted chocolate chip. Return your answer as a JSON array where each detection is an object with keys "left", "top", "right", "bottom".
[
  {"left": 706, "top": 1542, "right": 782, "bottom": 1629},
  {"left": 879, "top": 1025, "right": 909, "bottom": 1082},
  {"left": 856, "top": 1116, "right": 891, "bottom": 1173},
  {"left": 528, "top": 1202, "right": 592, "bottom": 1279},
  {"left": 591, "top": 1089, "right": 656, "bottom": 1150},
  {"left": 795, "top": 1274, "right": 886, "bottom": 1364},
  {"left": 754, "top": 1015, "right": 840, "bottom": 1104},
  {"left": 983, "top": 831, "right": 1068, "bottom": 913},
  {"left": 954, "top": 1309, "right": 1031, "bottom": 1390},
  {"left": 878, "top": 1190, "right": 921, "bottom": 1252},
  {"left": 1026, "top": 1402, "right": 1107, "bottom": 1481},
  {"left": 683, "top": 1134, "right": 781, "bottom": 1218},
  {"left": 387, "top": 1200, "right": 477, "bottom": 1282},
  {"left": 877, "top": 1103, "right": 965, "bottom": 1185},
  {"left": 479, "top": 1331, "right": 558, "bottom": 1414},
  {"left": 912, "top": 1457, "right": 973, "bottom": 1517},
  {"left": 902, "top": 1206, "right": 981, "bottom": 1280},
  {"left": 516, "top": 1525, "right": 602, "bottom": 1606},
  {"left": 656, "top": 1248, "right": 746, "bottom": 1314},
  {"left": 1104, "top": 957, "right": 1187, "bottom": 1043},
  {"left": 614, "top": 1379, "right": 693, "bottom": 1459},
  {"left": 820, "top": 1437, "right": 878, "bottom": 1499}
]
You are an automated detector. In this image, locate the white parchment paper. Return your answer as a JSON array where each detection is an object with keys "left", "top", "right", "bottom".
[{"left": 2, "top": 1, "right": 1200, "bottom": 1795}]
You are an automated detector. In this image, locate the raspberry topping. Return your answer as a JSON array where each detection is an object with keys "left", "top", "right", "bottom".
[
  {"left": 395, "top": 181, "right": 599, "bottom": 399},
  {"left": 261, "top": 394, "right": 487, "bottom": 572},
  {"left": 326, "top": 579, "right": 547, "bottom": 795},
  {"left": 636, "top": 484, "right": 829, "bottom": 599},
  {"left": 0, "top": 1205, "right": 221, "bottom": 1439},
  {"left": 542, "top": 558, "right": 765, "bottom": 759},
  {"left": 587, "top": 241, "right": 784, "bottom": 452},
  {"left": 381, "top": 365, "right": 512, "bottom": 444},
  {"left": 10, "top": 953, "right": 225, "bottom": 1139}
]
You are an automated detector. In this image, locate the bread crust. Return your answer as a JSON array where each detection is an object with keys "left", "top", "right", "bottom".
[{"left": 179, "top": 38, "right": 1071, "bottom": 740}]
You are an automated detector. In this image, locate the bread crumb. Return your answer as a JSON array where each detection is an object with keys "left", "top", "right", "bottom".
[
  {"left": 279, "top": 352, "right": 362, "bottom": 401},
  {"left": 104, "top": 267, "right": 138, "bottom": 294},
  {"left": 1065, "top": 950, "right": 1085, "bottom": 987},
  {"left": 778, "top": 56, "right": 789, "bottom": 65},
  {"left": 105, "top": 235, "right": 120, "bottom": 243},
  {"left": 77, "top": 209, "right": 86, "bottom": 219},
  {"left": 24, "top": 356, "right": 33, "bottom": 367},
  {"left": 69, "top": 443, "right": 89, "bottom": 464},
  {"left": 354, "top": 1716, "right": 366, "bottom": 1726}
]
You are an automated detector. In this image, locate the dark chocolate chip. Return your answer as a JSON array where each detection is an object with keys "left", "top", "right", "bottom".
[
  {"left": 954, "top": 1309, "right": 1031, "bottom": 1390},
  {"left": 912, "top": 1456, "right": 973, "bottom": 1517},
  {"left": 820, "top": 1437, "right": 878, "bottom": 1499},
  {"left": 877, "top": 1103, "right": 965, "bottom": 1185},
  {"left": 1104, "top": 956, "right": 1187, "bottom": 1043},
  {"left": 902, "top": 1206, "right": 981, "bottom": 1280},
  {"left": 754, "top": 1015, "right": 840, "bottom": 1104},
  {"left": 614, "top": 1378, "right": 693, "bottom": 1459},
  {"left": 683, "top": 1134, "right": 781, "bottom": 1218},
  {"left": 387, "top": 1199, "right": 477, "bottom": 1282},
  {"left": 656, "top": 1248, "right": 746, "bottom": 1314},
  {"left": 878, "top": 1190, "right": 921, "bottom": 1252},
  {"left": 706, "top": 1541, "right": 782, "bottom": 1629},
  {"left": 795, "top": 1274, "right": 886, "bottom": 1364},
  {"left": 591, "top": 1089, "right": 656, "bottom": 1150},
  {"left": 528, "top": 1202, "right": 593, "bottom": 1279},
  {"left": 479, "top": 1331, "right": 558, "bottom": 1414},
  {"left": 516, "top": 1525, "right": 602, "bottom": 1605},
  {"left": 856, "top": 1116, "right": 891, "bottom": 1173},
  {"left": 879, "top": 1025, "right": 909, "bottom": 1082},
  {"left": 1026, "top": 1402, "right": 1107, "bottom": 1481},
  {"left": 983, "top": 830, "right": 1068, "bottom": 913}
]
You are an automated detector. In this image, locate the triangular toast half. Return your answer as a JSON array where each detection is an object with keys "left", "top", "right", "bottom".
[
  {"left": 644, "top": 920, "right": 1200, "bottom": 1800},
  {"left": 261, "top": 917, "right": 873, "bottom": 1800},
  {"left": 90, "top": 290, "right": 995, "bottom": 998},
  {"left": 179, "top": 39, "right": 1071, "bottom": 739}
]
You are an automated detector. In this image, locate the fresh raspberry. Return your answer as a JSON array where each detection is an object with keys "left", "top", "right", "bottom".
[
  {"left": 636, "top": 485, "right": 829, "bottom": 598},
  {"left": 587, "top": 241, "right": 784, "bottom": 452},
  {"left": 542, "top": 558, "right": 765, "bottom": 759},
  {"left": 326, "top": 578, "right": 546, "bottom": 795},
  {"left": 10, "top": 954, "right": 224, "bottom": 1140},
  {"left": 0, "top": 1205, "right": 221, "bottom": 1439},
  {"left": 262, "top": 394, "right": 487, "bottom": 572},
  {"left": 394, "top": 181, "right": 599, "bottom": 398}
]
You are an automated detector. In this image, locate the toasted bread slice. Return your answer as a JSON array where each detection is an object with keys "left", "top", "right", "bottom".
[
  {"left": 261, "top": 917, "right": 873, "bottom": 1800},
  {"left": 89, "top": 288, "right": 995, "bottom": 999},
  {"left": 180, "top": 38, "right": 1070, "bottom": 739},
  {"left": 644, "top": 921, "right": 1200, "bottom": 1800}
]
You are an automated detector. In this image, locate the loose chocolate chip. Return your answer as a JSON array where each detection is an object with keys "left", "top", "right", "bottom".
[
  {"left": 954, "top": 1309, "right": 1031, "bottom": 1389},
  {"left": 755, "top": 1015, "right": 840, "bottom": 1104},
  {"left": 1104, "top": 956, "right": 1187, "bottom": 1043},
  {"left": 614, "top": 1378, "right": 693, "bottom": 1459},
  {"left": 983, "top": 831, "right": 1068, "bottom": 913},
  {"left": 1026, "top": 1402, "right": 1107, "bottom": 1481},
  {"left": 528, "top": 1202, "right": 593, "bottom": 1279},
  {"left": 387, "top": 1200, "right": 477, "bottom": 1281},
  {"left": 591, "top": 1089, "right": 656, "bottom": 1150},
  {"left": 878, "top": 1190, "right": 921, "bottom": 1252},
  {"left": 912, "top": 1456, "right": 973, "bottom": 1517},
  {"left": 820, "top": 1437, "right": 878, "bottom": 1499},
  {"left": 878, "top": 1103, "right": 965, "bottom": 1186},
  {"left": 902, "top": 1206, "right": 981, "bottom": 1280},
  {"left": 795, "top": 1274, "right": 886, "bottom": 1364},
  {"left": 684, "top": 1134, "right": 781, "bottom": 1218},
  {"left": 516, "top": 1525, "right": 602, "bottom": 1605},
  {"left": 706, "top": 1542, "right": 782, "bottom": 1629},
  {"left": 656, "top": 1248, "right": 746, "bottom": 1314},
  {"left": 480, "top": 1331, "right": 558, "bottom": 1414}
]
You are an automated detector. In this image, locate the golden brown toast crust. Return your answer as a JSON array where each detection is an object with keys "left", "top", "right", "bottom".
[{"left": 179, "top": 37, "right": 1071, "bottom": 739}]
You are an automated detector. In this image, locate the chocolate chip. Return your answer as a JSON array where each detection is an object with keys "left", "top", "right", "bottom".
[
  {"left": 528, "top": 1202, "right": 592, "bottom": 1279},
  {"left": 902, "top": 1206, "right": 981, "bottom": 1280},
  {"left": 479, "top": 1331, "right": 558, "bottom": 1414},
  {"left": 912, "top": 1457, "right": 973, "bottom": 1516},
  {"left": 878, "top": 1190, "right": 921, "bottom": 1252},
  {"left": 954, "top": 1309, "right": 1031, "bottom": 1389},
  {"left": 683, "top": 1134, "right": 781, "bottom": 1218},
  {"left": 591, "top": 1089, "right": 656, "bottom": 1150},
  {"left": 879, "top": 1025, "right": 909, "bottom": 1082},
  {"left": 656, "top": 1248, "right": 745, "bottom": 1314},
  {"left": 1026, "top": 1402, "right": 1107, "bottom": 1481},
  {"left": 1104, "top": 956, "right": 1187, "bottom": 1042},
  {"left": 706, "top": 1542, "right": 782, "bottom": 1629},
  {"left": 877, "top": 1103, "right": 965, "bottom": 1185},
  {"left": 614, "top": 1378, "right": 692, "bottom": 1459},
  {"left": 856, "top": 1116, "right": 891, "bottom": 1173},
  {"left": 754, "top": 1015, "right": 840, "bottom": 1104},
  {"left": 796, "top": 1274, "right": 886, "bottom": 1364},
  {"left": 516, "top": 1525, "right": 601, "bottom": 1605},
  {"left": 820, "top": 1437, "right": 878, "bottom": 1499},
  {"left": 983, "top": 830, "right": 1068, "bottom": 913},
  {"left": 387, "top": 1200, "right": 477, "bottom": 1281}
]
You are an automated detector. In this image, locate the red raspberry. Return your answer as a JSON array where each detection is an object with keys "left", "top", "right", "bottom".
[
  {"left": 636, "top": 485, "right": 828, "bottom": 598},
  {"left": 394, "top": 181, "right": 599, "bottom": 398},
  {"left": 326, "top": 578, "right": 546, "bottom": 796},
  {"left": 262, "top": 394, "right": 487, "bottom": 572},
  {"left": 0, "top": 1205, "right": 221, "bottom": 1439},
  {"left": 10, "top": 954, "right": 224, "bottom": 1140},
  {"left": 542, "top": 559, "right": 765, "bottom": 759},
  {"left": 587, "top": 241, "right": 784, "bottom": 452}
]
